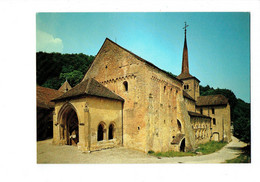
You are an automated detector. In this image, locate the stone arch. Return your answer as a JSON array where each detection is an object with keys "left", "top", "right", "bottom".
[
  {"left": 108, "top": 122, "right": 116, "bottom": 140},
  {"left": 212, "top": 132, "right": 219, "bottom": 141},
  {"left": 57, "top": 102, "right": 79, "bottom": 146},
  {"left": 97, "top": 121, "right": 107, "bottom": 141}
]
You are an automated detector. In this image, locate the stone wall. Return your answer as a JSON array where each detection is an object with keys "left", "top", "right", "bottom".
[
  {"left": 182, "top": 78, "right": 200, "bottom": 101},
  {"left": 145, "top": 65, "right": 183, "bottom": 152},
  {"left": 196, "top": 104, "right": 231, "bottom": 142},
  {"left": 82, "top": 39, "right": 186, "bottom": 152},
  {"left": 184, "top": 97, "right": 196, "bottom": 112},
  {"left": 190, "top": 116, "right": 211, "bottom": 145},
  {"left": 82, "top": 40, "right": 149, "bottom": 151}
]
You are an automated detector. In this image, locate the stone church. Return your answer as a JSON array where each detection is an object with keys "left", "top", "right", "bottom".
[{"left": 52, "top": 26, "right": 231, "bottom": 153}]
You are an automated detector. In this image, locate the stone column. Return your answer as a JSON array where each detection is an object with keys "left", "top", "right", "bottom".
[
  {"left": 78, "top": 103, "right": 89, "bottom": 151},
  {"left": 52, "top": 109, "right": 60, "bottom": 145}
]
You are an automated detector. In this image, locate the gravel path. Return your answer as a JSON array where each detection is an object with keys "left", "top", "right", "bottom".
[{"left": 37, "top": 136, "right": 247, "bottom": 164}]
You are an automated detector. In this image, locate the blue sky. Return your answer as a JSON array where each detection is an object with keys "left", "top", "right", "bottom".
[{"left": 36, "top": 12, "right": 250, "bottom": 103}]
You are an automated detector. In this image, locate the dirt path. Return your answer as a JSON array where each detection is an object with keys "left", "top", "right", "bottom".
[{"left": 37, "top": 136, "right": 247, "bottom": 164}]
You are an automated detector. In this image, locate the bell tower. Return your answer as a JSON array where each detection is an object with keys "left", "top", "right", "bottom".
[{"left": 177, "top": 22, "right": 200, "bottom": 101}]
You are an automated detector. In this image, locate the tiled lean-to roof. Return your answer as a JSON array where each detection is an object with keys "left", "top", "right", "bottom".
[
  {"left": 183, "top": 90, "right": 195, "bottom": 101},
  {"left": 188, "top": 111, "right": 211, "bottom": 119},
  {"left": 52, "top": 78, "right": 124, "bottom": 102},
  {"left": 37, "top": 86, "right": 63, "bottom": 109},
  {"left": 196, "top": 94, "right": 229, "bottom": 107},
  {"left": 171, "top": 134, "right": 185, "bottom": 145}
]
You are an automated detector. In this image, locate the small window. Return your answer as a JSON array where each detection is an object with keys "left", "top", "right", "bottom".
[
  {"left": 177, "top": 120, "right": 182, "bottom": 132},
  {"left": 164, "top": 86, "right": 166, "bottom": 93},
  {"left": 212, "top": 108, "right": 215, "bottom": 114},
  {"left": 108, "top": 124, "right": 114, "bottom": 140},
  {"left": 97, "top": 124, "right": 104, "bottom": 141},
  {"left": 184, "top": 85, "right": 189, "bottom": 90},
  {"left": 200, "top": 108, "right": 203, "bottom": 114},
  {"left": 123, "top": 81, "right": 128, "bottom": 92},
  {"left": 213, "top": 118, "right": 216, "bottom": 125}
]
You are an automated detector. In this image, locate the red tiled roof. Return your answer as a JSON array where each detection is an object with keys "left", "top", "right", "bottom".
[
  {"left": 53, "top": 78, "right": 124, "bottom": 102},
  {"left": 177, "top": 72, "right": 200, "bottom": 83},
  {"left": 37, "top": 86, "right": 63, "bottom": 109},
  {"left": 196, "top": 94, "right": 229, "bottom": 106}
]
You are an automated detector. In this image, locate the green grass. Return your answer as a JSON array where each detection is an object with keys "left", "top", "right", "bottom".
[
  {"left": 195, "top": 141, "right": 227, "bottom": 155},
  {"left": 148, "top": 150, "right": 196, "bottom": 157},
  {"left": 226, "top": 153, "right": 251, "bottom": 163},
  {"left": 148, "top": 141, "right": 228, "bottom": 158}
]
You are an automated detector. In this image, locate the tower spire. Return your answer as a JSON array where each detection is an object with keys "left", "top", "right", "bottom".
[{"left": 181, "top": 21, "right": 190, "bottom": 75}]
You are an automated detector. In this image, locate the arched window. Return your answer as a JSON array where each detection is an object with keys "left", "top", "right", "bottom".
[
  {"left": 97, "top": 123, "right": 104, "bottom": 141},
  {"left": 108, "top": 124, "right": 115, "bottom": 140},
  {"left": 123, "top": 81, "right": 128, "bottom": 92},
  {"left": 177, "top": 120, "right": 182, "bottom": 132}
]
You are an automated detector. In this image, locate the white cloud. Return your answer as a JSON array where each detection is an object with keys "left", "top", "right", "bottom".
[{"left": 36, "top": 30, "right": 63, "bottom": 53}]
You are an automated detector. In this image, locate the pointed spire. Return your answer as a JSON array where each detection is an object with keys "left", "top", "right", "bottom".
[{"left": 181, "top": 21, "right": 190, "bottom": 75}]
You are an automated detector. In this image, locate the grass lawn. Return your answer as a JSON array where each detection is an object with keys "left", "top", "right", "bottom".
[
  {"left": 148, "top": 150, "right": 196, "bottom": 157},
  {"left": 148, "top": 141, "right": 227, "bottom": 157},
  {"left": 195, "top": 141, "right": 227, "bottom": 155}
]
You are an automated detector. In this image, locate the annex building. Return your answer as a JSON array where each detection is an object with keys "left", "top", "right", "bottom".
[{"left": 51, "top": 27, "right": 231, "bottom": 153}]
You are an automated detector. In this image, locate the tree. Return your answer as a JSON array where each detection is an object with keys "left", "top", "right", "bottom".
[
  {"left": 59, "top": 70, "right": 84, "bottom": 87},
  {"left": 36, "top": 52, "right": 94, "bottom": 89}
]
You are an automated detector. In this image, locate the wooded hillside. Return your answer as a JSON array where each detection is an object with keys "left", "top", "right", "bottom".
[{"left": 36, "top": 52, "right": 95, "bottom": 89}]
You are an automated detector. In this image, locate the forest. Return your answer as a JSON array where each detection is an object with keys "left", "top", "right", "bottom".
[{"left": 36, "top": 52, "right": 250, "bottom": 144}]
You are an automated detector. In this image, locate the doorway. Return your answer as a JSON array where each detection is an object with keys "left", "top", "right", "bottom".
[
  {"left": 59, "top": 104, "right": 79, "bottom": 146},
  {"left": 180, "top": 138, "right": 185, "bottom": 152}
]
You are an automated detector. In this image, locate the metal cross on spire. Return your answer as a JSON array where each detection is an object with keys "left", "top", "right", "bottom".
[{"left": 183, "top": 21, "right": 189, "bottom": 33}]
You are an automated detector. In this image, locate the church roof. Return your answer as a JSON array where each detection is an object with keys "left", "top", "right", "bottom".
[
  {"left": 37, "top": 86, "right": 63, "bottom": 109},
  {"left": 196, "top": 95, "right": 229, "bottom": 107},
  {"left": 188, "top": 111, "right": 211, "bottom": 119},
  {"left": 52, "top": 78, "right": 124, "bottom": 102},
  {"left": 100, "top": 38, "right": 183, "bottom": 84},
  {"left": 58, "top": 80, "right": 72, "bottom": 93},
  {"left": 177, "top": 73, "right": 200, "bottom": 83},
  {"left": 183, "top": 90, "right": 195, "bottom": 101}
]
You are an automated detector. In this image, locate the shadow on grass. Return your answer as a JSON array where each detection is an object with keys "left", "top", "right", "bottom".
[{"left": 226, "top": 145, "right": 251, "bottom": 163}]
